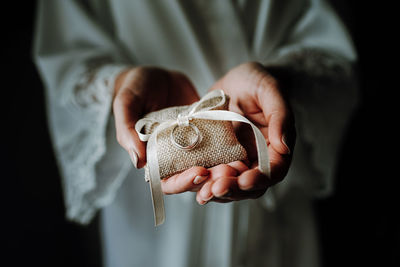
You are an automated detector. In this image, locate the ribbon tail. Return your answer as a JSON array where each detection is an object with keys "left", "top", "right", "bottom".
[
  {"left": 147, "top": 132, "right": 165, "bottom": 226},
  {"left": 135, "top": 98, "right": 270, "bottom": 227},
  {"left": 137, "top": 120, "right": 179, "bottom": 226}
]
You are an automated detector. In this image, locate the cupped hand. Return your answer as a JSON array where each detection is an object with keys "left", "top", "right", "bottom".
[
  {"left": 196, "top": 62, "right": 296, "bottom": 204},
  {"left": 113, "top": 66, "right": 212, "bottom": 192}
]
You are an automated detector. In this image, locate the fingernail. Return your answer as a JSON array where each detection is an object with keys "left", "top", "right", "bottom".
[
  {"left": 129, "top": 149, "right": 138, "bottom": 168},
  {"left": 215, "top": 189, "right": 229, "bottom": 198},
  {"left": 203, "top": 194, "right": 213, "bottom": 202},
  {"left": 219, "top": 190, "right": 232, "bottom": 199},
  {"left": 241, "top": 186, "right": 252, "bottom": 191},
  {"left": 282, "top": 134, "right": 291, "bottom": 154},
  {"left": 240, "top": 183, "right": 253, "bottom": 191},
  {"left": 193, "top": 175, "right": 208, "bottom": 185}
]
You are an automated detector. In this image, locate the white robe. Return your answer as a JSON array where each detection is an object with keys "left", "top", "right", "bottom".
[{"left": 34, "top": 1, "right": 358, "bottom": 266}]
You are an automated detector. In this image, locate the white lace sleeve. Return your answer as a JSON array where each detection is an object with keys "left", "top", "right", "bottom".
[
  {"left": 33, "top": 0, "right": 133, "bottom": 224},
  {"left": 60, "top": 63, "right": 130, "bottom": 224},
  {"left": 254, "top": 0, "right": 359, "bottom": 209},
  {"left": 262, "top": 49, "right": 358, "bottom": 209}
]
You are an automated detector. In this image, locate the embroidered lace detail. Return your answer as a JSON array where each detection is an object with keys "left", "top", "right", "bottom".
[
  {"left": 73, "top": 57, "right": 117, "bottom": 108},
  {"left": 59, "top": 60, "right": 129, "bottom": 224}
]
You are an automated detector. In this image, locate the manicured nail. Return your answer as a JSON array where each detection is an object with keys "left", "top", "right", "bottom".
[
  {"left": 129, "top": 149, "right": 138, "bottom": 168},
  {"left": 282, "top": 134, "right": 291, "bottom": 154},
  {"left": 203, "top": 194, "right": 213, "bottom": 202},
  {"left": 218, "top": 190, "right": 233, "bottom": 199},
  {"left": 193, "top": 175, "right": 208, "bottom": 185},
  {"left": 240, "top": 185, "right": 253, "bottom": 191},
  {"left": 215, "top": 189, "right": 229, "bottom": 198}
]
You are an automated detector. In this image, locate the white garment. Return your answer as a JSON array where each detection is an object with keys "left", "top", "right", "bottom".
[{"left": 34, "top": 0, "right": 358, "bottom": 266}]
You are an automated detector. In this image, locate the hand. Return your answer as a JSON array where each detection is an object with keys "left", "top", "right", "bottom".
[
  {"left": 196, "top": 62, "right": 296, "bottom": 204},
  {"left": 113, "top": 66, "right": 211, "bottom": 192}
]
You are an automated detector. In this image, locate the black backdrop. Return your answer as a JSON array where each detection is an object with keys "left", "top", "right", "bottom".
[{"left": 3, "top": 1, "right": 398, "bottom": 266}]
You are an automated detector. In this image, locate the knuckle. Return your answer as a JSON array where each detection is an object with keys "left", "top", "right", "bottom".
[
  {"left": 259, "top": 74, "right": 279, "bottom": 91},
  {"left": 214, "top": 164, "right": 237, "bottom": 177},
  {"left": 222, "top": 164, "right": 235, "bottom": 172},
  {"left": 218, "top": 164, "right": 231, "bottom": 171},
  {"left": 191, "top": 166, "right": 205, "bottom": 173}
]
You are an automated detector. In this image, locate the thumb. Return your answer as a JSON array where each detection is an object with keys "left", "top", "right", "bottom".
[
  {"left": 268, "top": 111, "right": 295, "bottom": 155},
  {"left": 257, "top": 79, "right": 295, "bottom": 155},
  {"left": 113, "top": 89, "right": 147, "bottom": 169}
]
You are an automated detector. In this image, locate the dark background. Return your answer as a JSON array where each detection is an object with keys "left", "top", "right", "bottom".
[{"left": 3, "top": 1, "right": 397, "bottom": 266}]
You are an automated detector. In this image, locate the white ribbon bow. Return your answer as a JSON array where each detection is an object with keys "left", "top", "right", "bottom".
[{"left": 135, "top": 90, "right": 270, "bottom": 226}]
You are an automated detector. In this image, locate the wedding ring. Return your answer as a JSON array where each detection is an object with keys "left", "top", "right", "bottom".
[{"left": 170, "top": 123, "right": 202, "bottom": 151}]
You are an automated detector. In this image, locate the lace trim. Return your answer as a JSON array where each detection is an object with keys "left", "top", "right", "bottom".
[
  {"left": 73, "top": 57, "right": 117, "bottom": 108},
  {"left": 60, "top": 61, "right": 129, "bottom": 224}
]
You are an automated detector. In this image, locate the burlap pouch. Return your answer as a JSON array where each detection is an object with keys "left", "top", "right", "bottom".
[
  {"left": 135, "top": 90, "right": 270, "bottom": 226},
  {"left": 141, "top": 94, "right": 247, "bottom": 180}
]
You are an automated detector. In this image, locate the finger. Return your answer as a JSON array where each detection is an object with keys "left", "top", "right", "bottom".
[
  {"left": 211, "top": 176, "right": 238, "bottom": 197},
  {"left": 237, "top": 168, "right": 271, "bottom": 191},
  {"left": 208, "top": 164, "right": 239, "bottom": 180},
  {"left": 211, "top": 189, "right": 267, "bottom": 202},
  {"left": 268, "top": 111, "right": 295, "bottom": 155},
  {"left": 197, "top": 180, "right": 214, "bottom": 205},
  {"left": 113, "top": 87, "right": 148, "bottom": 168},
  {"left": 161, "top": 167, "right": 209, "bottom": 195},
  {"left": 202, "top": 162, "right": 249, "bottom": 201},
  {"left": 113, "top": 68, "right": 170, "bottom": 169},
  {"left": 210, "top": 177, "right": 267, "bottom": 201},
  {"left": 226, "top": 161, "right": 249, "bottom": 174},
  {"left": 257, "top": 77, "right": 295, "bottom": 155},
  {"left": 207, "top": 197, "right": 232, "bottom": 203},
  {"left": 268, "top": 146, "right": 292, "bottom": 182}
]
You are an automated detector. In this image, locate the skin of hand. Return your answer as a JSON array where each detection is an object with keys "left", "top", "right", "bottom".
[
  {"left": 113, "top": 63, "right": 295, "bottom": 200},
  {"left": 113, "top": 66, "right": 211, "bottom": 192},
  {"left": 195, "top": 62, "right": 296, "bottom": 204}
]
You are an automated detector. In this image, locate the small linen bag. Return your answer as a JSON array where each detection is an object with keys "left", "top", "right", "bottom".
[{"left": 135, "top": 90, "right": 270, "bottom": 225}]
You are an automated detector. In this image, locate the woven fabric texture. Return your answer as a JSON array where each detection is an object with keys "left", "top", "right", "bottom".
[{"left": 142, "top": 95, "right": 247, "bottom": 179}]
